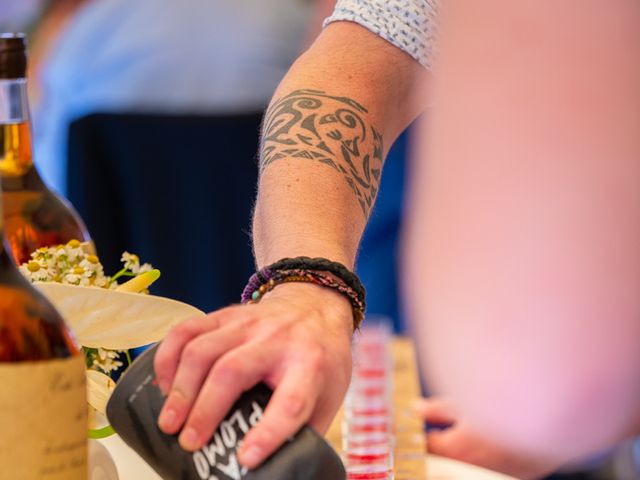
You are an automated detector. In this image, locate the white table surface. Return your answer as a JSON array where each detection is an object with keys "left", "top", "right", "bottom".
[
  {"left": 427, "top": 455, "right": 519, "bottom": 480},
  {"left": 97, "top": 435, "right": 518, "bottom": 480}
]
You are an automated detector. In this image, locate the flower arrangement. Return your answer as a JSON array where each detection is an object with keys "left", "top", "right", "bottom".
[
  {"left": 18, "top": 240, "right": 205, "bottom": 439},
  {"left": 20, "top": 239, "right": 153, "bottom": 288},
  {"left": 20, "top": 240, "right": 156, "bottom": 377}
]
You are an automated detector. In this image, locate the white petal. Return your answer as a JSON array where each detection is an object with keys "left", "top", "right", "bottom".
[
  {"left": 35, "top": 283, "right": 205, "bottom": 349},
  {"left": 87, "top": 370, "right": 116, "bottom": 415}
]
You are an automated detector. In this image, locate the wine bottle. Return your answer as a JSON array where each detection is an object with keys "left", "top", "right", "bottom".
[
  {"left": 0, "top": 189, "right": 88, "bottom": 477},
  {"left": 0, "top": 33, "right": 91, "bottom": 265}
]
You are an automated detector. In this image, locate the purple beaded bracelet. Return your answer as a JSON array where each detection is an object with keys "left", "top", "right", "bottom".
[{"left": 241, "top": 264, "right": 365, "bottom": 330}]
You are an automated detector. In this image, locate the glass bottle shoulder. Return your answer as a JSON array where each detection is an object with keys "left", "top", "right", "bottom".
[
  {"left": 0, "top": 252, "right": 79, "bottom": 361},
  {"left": 2, "top": 169, "right": 91, "bottom": 264}
]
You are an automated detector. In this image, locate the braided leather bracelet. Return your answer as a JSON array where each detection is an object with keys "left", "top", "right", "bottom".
[
  {"left": 268, "top": 257, "right": 366, "bottom": 301},
  {"left": 241, "top": 258, "right": 366, "bottom": 330}
]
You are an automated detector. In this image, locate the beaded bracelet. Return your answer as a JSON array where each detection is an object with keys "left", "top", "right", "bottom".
[
  {"left": 241, "top": 260, "right": 366, "bottom": 330},
  {"left": 242, "top": 257, "right": 366, "bottom": 305}
]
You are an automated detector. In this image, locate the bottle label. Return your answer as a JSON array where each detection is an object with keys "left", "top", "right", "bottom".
[
  {"left": 0, "top": 356, "right": 88, "bottom": 479},
  {"left": 0, "top": 79, "right": 29, "bottom": 124}
]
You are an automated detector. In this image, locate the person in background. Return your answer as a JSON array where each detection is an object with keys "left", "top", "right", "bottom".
[
  {"left": 27, "top": 0, "right": 341, "bottom": 313},
  {"left": 153, "top": 1, "right": 640, "bottom": 479},
  {"left": 0, "top": 0, "right": 46, "bottom": 33},
  {"left": 29, "top": 0, "right": 411, "bottom": 331}
]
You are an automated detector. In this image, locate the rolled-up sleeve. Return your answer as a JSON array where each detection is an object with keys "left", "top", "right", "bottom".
[{"left": 324, "top": 0, "right": 438, "bottom": 70}]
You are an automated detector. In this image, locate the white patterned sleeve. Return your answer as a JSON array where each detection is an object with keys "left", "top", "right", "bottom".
[{"left": 324, "top": 0, "right": 438, "bottom": 70}]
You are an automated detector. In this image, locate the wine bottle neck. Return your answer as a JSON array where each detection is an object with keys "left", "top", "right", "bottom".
[
  {"left": 0, "top": 78, "right": 29, "bottom": 124},
  {"left": 0, "top": 203, "right": 19, "bottom": 273},
  {"left": 0, "top": 195, "right": 7, "bottom": 260},
  {"left": 0, "top": 77, "right": 38, "bottom": 181}
]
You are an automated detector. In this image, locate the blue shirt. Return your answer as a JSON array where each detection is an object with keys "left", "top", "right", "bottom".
[{"left": 33, "top": 0, "right": 313, "bottom": 193}]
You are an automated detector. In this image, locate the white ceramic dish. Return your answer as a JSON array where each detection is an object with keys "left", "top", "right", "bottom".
[
  {"left": 89, "top": 439, "right": 120, "bottom": 480},
  {"left": 99, "top": 435, "right": 161, "bottom": 480}
]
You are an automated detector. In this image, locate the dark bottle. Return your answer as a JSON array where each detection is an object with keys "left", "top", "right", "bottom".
[
  {"left": 0, "top": 33, "right": 91, "bottom": 265},
  {"left": 0, "top": 183, "right": 87, "bottom": 477}
]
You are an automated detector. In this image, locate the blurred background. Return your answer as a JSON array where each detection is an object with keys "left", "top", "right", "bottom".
[
  {"left": 0, "top": 0, "right": 411, "bottom": 328},
  {"left": 2, "top": 2, "right": 638, "bottom": 478}
]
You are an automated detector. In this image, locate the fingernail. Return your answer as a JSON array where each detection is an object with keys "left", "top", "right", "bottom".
[
  {"left": 158, "top": 408, "right": 176, "bottom": 432},
  {"left": 239, "top": 445, "right": 263, "bottom": 468},
  {"left": 179, "top": 427, "right": 201, "bottom": 451}
]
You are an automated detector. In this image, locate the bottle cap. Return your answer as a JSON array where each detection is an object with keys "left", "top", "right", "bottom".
[{"left": 0, "top": 33, "right": 27, "bottom": 79}]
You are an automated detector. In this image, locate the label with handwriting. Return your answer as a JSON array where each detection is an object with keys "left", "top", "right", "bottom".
[{"left": 0, "top": 356, "right": 88, "bottom": 479}]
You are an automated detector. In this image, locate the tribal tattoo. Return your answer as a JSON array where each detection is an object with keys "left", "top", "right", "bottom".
[{"left": 260, "top": 89, "right": 384, "bottom": 217}]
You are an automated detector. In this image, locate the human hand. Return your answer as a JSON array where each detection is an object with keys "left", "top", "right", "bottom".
[
  {"left": 153, "top": 282, "right": 353, "bottom": 469},
  {"left": 414, "top": 397, "right": 559, "bottom": 480}
]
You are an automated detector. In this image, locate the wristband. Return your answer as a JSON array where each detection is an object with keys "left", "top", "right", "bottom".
[{"left": 241, "top": 258, "right": 366, "bottom": 330}]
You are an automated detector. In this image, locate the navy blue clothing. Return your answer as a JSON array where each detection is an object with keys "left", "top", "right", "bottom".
[
  {"left": 67, "top": 112, "right": 260, "bottom": 313},
  {"left": 357, "top": 130, "right": 408, "bottom": 333}
]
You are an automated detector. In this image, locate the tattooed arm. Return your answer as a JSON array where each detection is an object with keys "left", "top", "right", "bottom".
[
  {"left": 260, "top": 89, "right": 384, "bottom": 217},
  {"left": 237, "top": 21, "right": 425, "bottom": 461},
  {"left": 254, "top": 21, "right": 427, "bottom": 268},
  {"left": 155, "top": 21, "right": 428, "bottom": 469}
]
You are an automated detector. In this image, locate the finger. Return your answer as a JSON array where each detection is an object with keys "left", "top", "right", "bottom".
[
  {"left": 154, "top": 306, "right": 244, "bottom": 393},
  {"left": 157, "top": 323, "right": 248, "bottom": 434},
  {"left": 238, "top": 361, "right": 322, "bottom": 469},
  {"left": 427, "top": 425, "right": 488, "bottom": 464},
  {"left": 177, "top": 343, "right": 278, "bottom": 451},
  {"left": 307, "top": 367, "right": 350, "bottom": 435},
  {"left": 427, "top": 428, "right": 467, "bottom": 459},
  {"left": 307, "top": 393, "right": 345, "bottom": 435},
  {"left": 412, "top": 397, "right": 457, "bottom": 426},
  {"left": 154, "top": 315, "right": 220, "bottom": 393},
  {"left": 427, "top": 427, "right": 535, "bottom": 478}
]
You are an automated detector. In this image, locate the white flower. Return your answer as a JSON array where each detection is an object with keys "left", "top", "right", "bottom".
[
  {"left": 19, "top": 262, "right": 53, "bottom": 282},
  {"left": 19, "top": 241, "right": 117, "bottom": 288},
  {"left": 32, "top": 268, "right": 52, "bottom": 282},
  {"left": 92, "top": 348, "right": 124, "bottom": 375},
  {"left": 78, "top": 258, "right": 109, "bottom": 287},
  {"left": 63, "top": 273, "right": 82, "bottom": 285},
  {"left": 121, "top": 252, "right": 141, "bottom": 273},
  {"left": 138, "top": 263, "right": 153, "bottom": 274},
  {"left": 64, "top": 239, "right": 85, "bottom": 262},
  {"left": 52, "top": 246, "right": 68, "bottom": 259},
  {"left": 79, "top": 258, "right": 100, "bottom": 274},
  {"left": 28, "top": 247, "right": 56, "bottom": 270}
]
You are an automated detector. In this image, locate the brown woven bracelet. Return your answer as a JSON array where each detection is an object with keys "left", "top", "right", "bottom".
[{"left": 244, "top": 269, "right": 365, "bottom": 330}]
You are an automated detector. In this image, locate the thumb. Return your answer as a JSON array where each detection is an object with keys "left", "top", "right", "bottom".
[{"left": 412, "top": 397, "right": 457, "bottom": 426}]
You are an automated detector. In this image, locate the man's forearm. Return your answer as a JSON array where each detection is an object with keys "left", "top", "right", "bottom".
[
  {"left": 254, "top": 87, "right": 380, "bottom": 269},
  {"left": 253, "top": 22, "right": 427, "bottom": 268}
]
